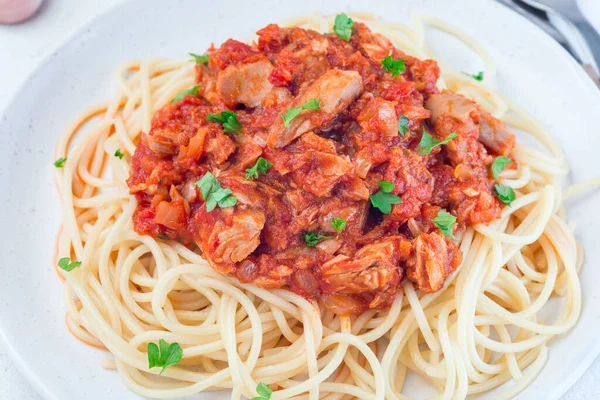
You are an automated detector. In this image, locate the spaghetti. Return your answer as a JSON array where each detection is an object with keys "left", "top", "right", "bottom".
[{"left": 53, "top": 13, "right": 585, "bottom": 400}]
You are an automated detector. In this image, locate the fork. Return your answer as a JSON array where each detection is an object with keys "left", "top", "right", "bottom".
[{"left": 497, "top": 0, "right": 600, "bottom": 86}]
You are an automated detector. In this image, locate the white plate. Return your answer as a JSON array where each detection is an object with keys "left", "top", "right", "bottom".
[{"left": 1, "top": 0, "right": 599, "bottom": 399}]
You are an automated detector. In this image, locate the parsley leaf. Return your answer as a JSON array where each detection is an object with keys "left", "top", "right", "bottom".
[
  {"left": 381, "top": 52, "right": 406, "bottom": 77},
  {"left": 462, "top": 71, "right": 484, "bottom": 81},
  {"left": 215, "top": 192, "right": 237, "bottom": 208},
  {"left": 303, "top": 231, "right": 330, "bottom": 247},
  {"left": 207, "top": 110, "right": 242, "bottom": 133},
  {"left": 416, "top": 131, "right": 457, "bottom": 155},
  {"left": 171, "top": 85, "right": 201, "bottom": 103},
  {"left": 251, "top": 382, "right": 273, "bottom": 400},
  {"left": 494, "top": 183, "right": 516, "bottom": 206},
  {"left": 195, "top": 172, "right": 221, "bottom": 201},
  {"left": 57, "top": 257, "right": 81, "bottom": 272},
  {"left": 147, "top": 343, "right": 159, "bottom": 370},
  {"left": 147, "top": 339, "right": 183, "bottom": 374},
  {"left": 114, "top": 149, "right": 124, "bottom": 159},
  {"left": 54, "top": 157, "right": 67, "bottom": 168},
  {"left": 195, "top": 172, "right": 218, "bottom": 200},
  {"left": 333, "top": 13, "right": 354, "bottom": 42},
  {"left": 189, "top": 53, "right": 209, "bottom": 64},
  {"left": 245, "top": 157, "right": 273, "bottom": 180},
  {"left": 370, "top": 181, "right": 402, "bottom": 214},
  {"left": 370, "top": 192, "right": 402, "bottom": 214},
  {"left": 206, "top": 187, "right": 237, "bottom": 211},
  {"left": 195, "top": 172, "right": 237, "bottom": 212},
  {"left": 491, "top": 156, "right": 512, "bottom": 181},
  {"left": 331, "top": 217, "right": 346, "bottom": 233},
  {"left": 398, "top": 115, "right": 409, "bottom": 137},
  {"left": 377, "top": 181, "right": 394, "bottom": 193},
  {"left": 280, "top": 98, "right": 320, "bottom": 127},
  {"left": 432, "top": 209, "right": 457, "bottom": 239}
]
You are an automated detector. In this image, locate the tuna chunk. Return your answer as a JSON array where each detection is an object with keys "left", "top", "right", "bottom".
[
  {"left": 267, "top": 69, "right": 363, "bottom": 148},
  {"left": 425, "top": 91, "right": 515, "bottom": 155},
  {"left": 291, "top": 152, "right": 352, "bottom": 197},
  {"left": 426, "top": 92, "right": 478, "bottom": 136},
  {"left": 217, "top": 58, "right": 274, "bottom": 107},
  {"left": 319, "top": 236, "right": 407, "bottom": 295},
  {"left": 352, "top": 22, "right": 394, "bottom": 62},
  {"left": 357, "top": 97, "right": 399, "bottom": 136},
  {"left": 214, "top": 209, "right": 265, "bottom": 263},
  {"left": 406, "top": 232, "right": 462, "bottom": 292},
  {"left": 197, "top": 208, "right": 265, "bottom": 272},
  {"left": 478, "top": 110, "right": 515, "bottom": 155},
  {"left": 385, "top": 148, "right": 433, "bottom": 220}
]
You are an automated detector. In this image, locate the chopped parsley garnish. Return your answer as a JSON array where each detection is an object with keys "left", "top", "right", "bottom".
[
  {"left": 398, "top": 115, "right": 409, "bottom": 137},
  {"left": 432, "top": 209, "right": 457, "bottom": 239},
  {"left": 462, "top": 71, "right": 484, "bottom": 81},
  {"left": 171, "top": 85, "right": 200, "bottom": 103},
  {"left": 251, "top": 382, "right": 273, "bottom": 400},
  {"left": 114, "top": 149, "right": 124, "bottom": 159},
  {"left": 195, "top": 172, "right": 238, "bottom": 212},
  {"left": 416, "top": 131, "right": 457, "bottom": 155},
  {"left": 57, "top": 257, "right": 81, "bottom": 272},
  {"left": 245, "top": 157, "right": 273, "bottom": 180},
  {"left": 491, "top": 156, "right": 512, "bottom": 181},
  {"left": 370, "top": 181, "right": 402, "bottom": 214},
  {"left": 376, "top": 181, "right": 394, "bottom": 192},
  {"left": 494, "top": 183, "right": 516, "bottom": 206},
  {"left": 147, "top": 339, "right": 183, "bottom": 375},
  {"left": 333, "top": 13, "right": 354, "bottom": 42},
  {"left": 331, "top": 217, "right": 346, "bottom": 233},
  {"left": 381, "top": 52, "right": 406, "bottom": 76},
  {"left": 280, "top": 98, "right": 320, "bottom": 127},
  {"left": 207, "top": 110, "right": 242, "bottom": 133},
  {"left": 189, "top": 53, "right": 209, "bottom": 64},
  {"left": 303, "top": 231, "right": 330, "bottom": 247},
  {"left": 53, "top": 157, "right": 67, "bottom": 168}
]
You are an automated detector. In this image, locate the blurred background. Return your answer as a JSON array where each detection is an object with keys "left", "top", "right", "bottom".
[{"left": 0, "top": 0, "right": 599, "bottom": 399}]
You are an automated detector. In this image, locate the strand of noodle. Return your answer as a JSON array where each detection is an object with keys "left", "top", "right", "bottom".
[
  {"left": 404, "top": 283, "right": 439, "bottom": 352},
  {"left": 271, "top": 320, "right": 351, "bottom": 399},
  {"left": 415, "top": 15, "right": 497, "bottom": 80},
  {"left": 437, "top": 302, "right": 457, "bottom": 400},
  {"left": 495, "top": 346, "right": 549, "bottom": 400},
  {"left": 564, "top": 177, "right": 600, "bottom": 200},
  {"left": 455, "top": 233, "right": 493, "bottom": 382},
  {"left": 114, "top": 115, "right": 137, "bottom": 155},
  {"left": 357, "top": 292, "right": 403, "bottom": 343},
  {"left": 494, "top": 324, "right": 523, "bottom": 380},
  {"left": 139, "top": 60, "right": 152, "bottom": 133}
]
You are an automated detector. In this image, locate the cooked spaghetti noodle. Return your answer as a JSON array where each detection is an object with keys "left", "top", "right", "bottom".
[{"left": 53, "top": 13, "right": 586, "bottom": 400}]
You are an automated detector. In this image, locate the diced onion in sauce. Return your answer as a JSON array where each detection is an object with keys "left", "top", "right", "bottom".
[
  {"left": 316, "top": 239, "right": 341, "bottom": 254},
  {"left": 454, "top": 164, "right": 474, "bottom": 181},
  {"left": 155, "top": 201, "right": 185, "bottom": 230},
  {"left": 291, "top": 270, "right": 319, "bottom": 295},
  {"left": 354, "top": 155, "right": 372, "bottom": 178}
]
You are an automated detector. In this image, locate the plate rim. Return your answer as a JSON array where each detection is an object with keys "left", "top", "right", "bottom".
[
  {"left": 0, "top": 0, "right": 599, "bottom": 399},
  {"left": 0, "top": 3, "right": 129, "bottom": 399}
]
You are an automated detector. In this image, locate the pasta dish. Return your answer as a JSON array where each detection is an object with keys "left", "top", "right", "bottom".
[{"left": 52, "top": 13, "right": 585, "bottom": 400}]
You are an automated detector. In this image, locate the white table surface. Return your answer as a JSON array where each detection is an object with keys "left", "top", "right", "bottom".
[{"left": 0, "top": 0, "right": 599, "bottom": 399}]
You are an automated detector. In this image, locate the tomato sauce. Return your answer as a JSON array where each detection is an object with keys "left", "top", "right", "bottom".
[{"left": 127, "top": 21, "right": 514, "bottom": 315}]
